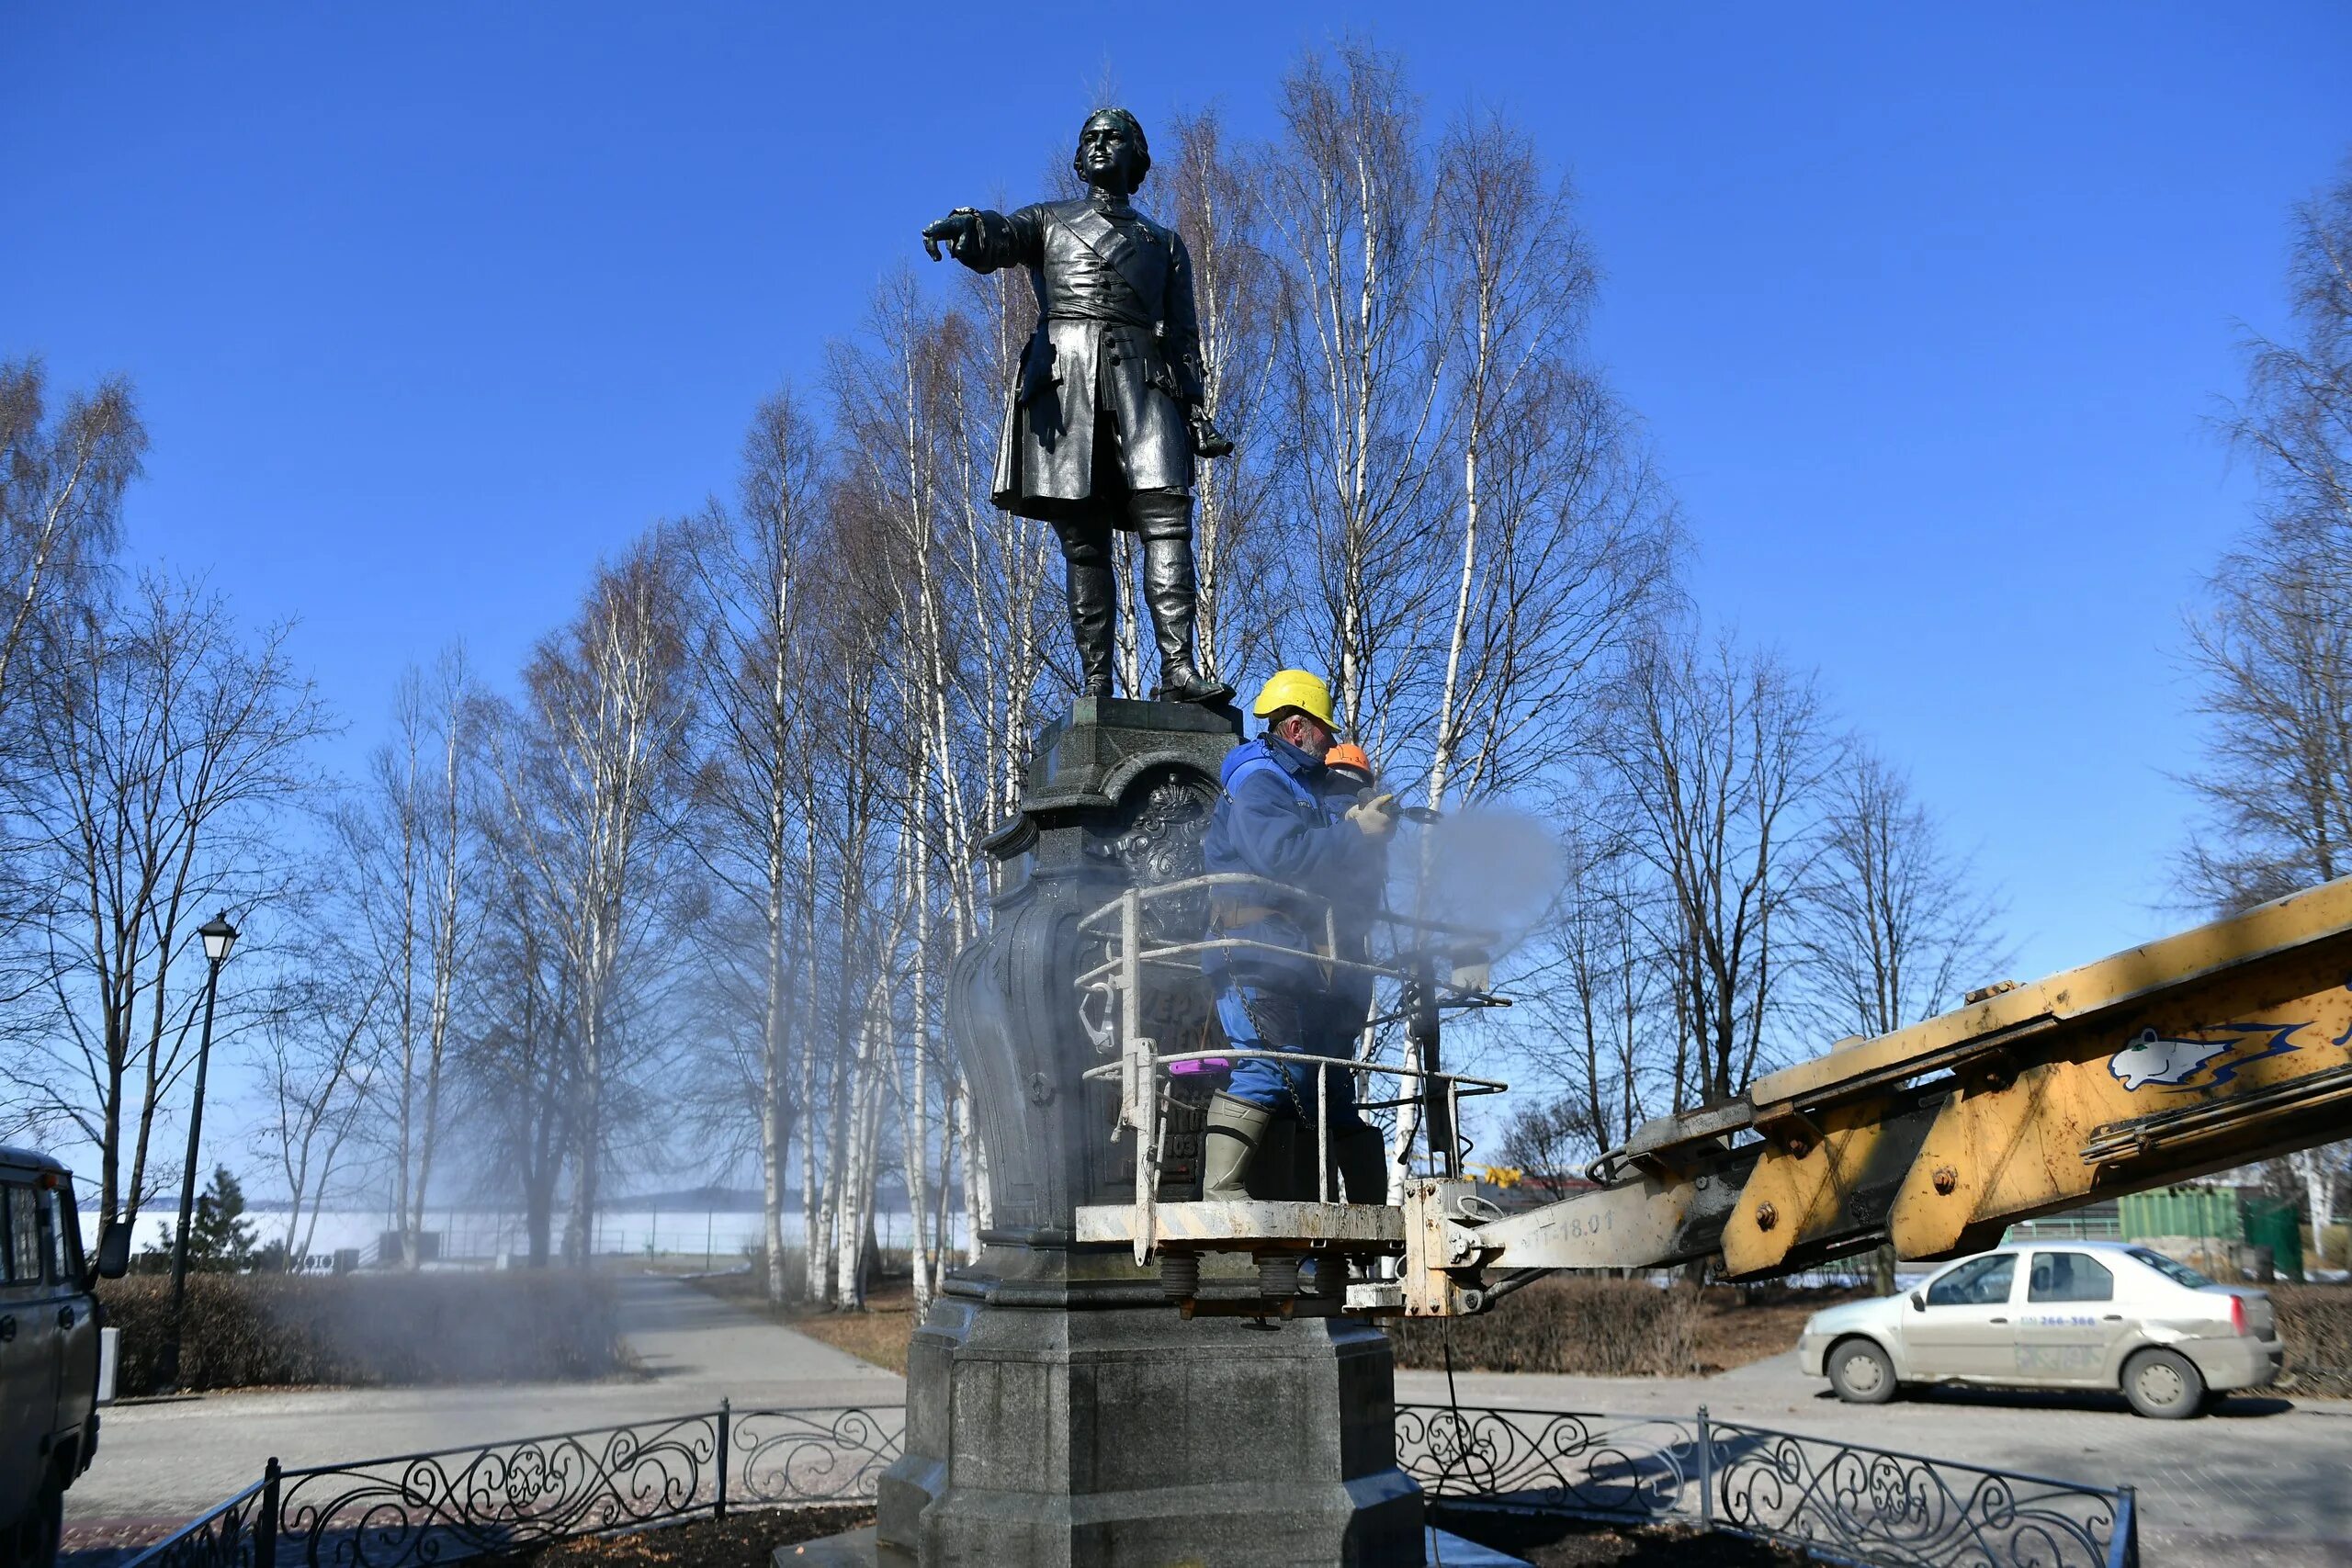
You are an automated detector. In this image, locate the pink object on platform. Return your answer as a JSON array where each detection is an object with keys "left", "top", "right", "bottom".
[{"left": 1169, "top": 1058, "right": 1229, "bottom": 1076}]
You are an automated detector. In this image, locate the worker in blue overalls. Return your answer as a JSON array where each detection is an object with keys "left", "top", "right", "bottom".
[{"left": 1197, "top": 669, "right": 1396, "bottom": 1204}]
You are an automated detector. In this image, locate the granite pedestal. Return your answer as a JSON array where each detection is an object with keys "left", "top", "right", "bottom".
[{"left": 873, "top": 698, "right": 1424, "bottom": 1567}]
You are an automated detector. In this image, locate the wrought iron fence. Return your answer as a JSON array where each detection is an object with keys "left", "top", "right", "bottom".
[
  {"left": 1395, "top": 1404, "right": 1700, "bottom": 1524},
  {"left": 135, "top": 1396, "right": 2136, "bottom": 1568},
  {"left": 1396, "top": 1403, "right": 2139, "bottom": 1568},
  {"left": 125, "top": 1403, "right": 903, "bottom": 1568}
]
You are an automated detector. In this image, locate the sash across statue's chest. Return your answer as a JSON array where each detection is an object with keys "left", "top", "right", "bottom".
[{"left": 1038, "top": 208, "right": 1170, "bottom": 326}]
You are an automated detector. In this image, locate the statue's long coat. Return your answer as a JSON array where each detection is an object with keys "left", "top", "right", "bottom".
[{"left": 951, "top": 192, "right": 1207, "bottom": 520}]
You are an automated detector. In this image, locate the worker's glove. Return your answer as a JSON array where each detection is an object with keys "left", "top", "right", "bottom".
[{"left": 1346, "top": 792, "right": 1399, "bottom": 840}]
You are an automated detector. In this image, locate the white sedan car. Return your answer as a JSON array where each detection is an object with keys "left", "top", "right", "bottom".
[{"left": 1799, "top": 1239, "right": 2282, "bottom": 1418}]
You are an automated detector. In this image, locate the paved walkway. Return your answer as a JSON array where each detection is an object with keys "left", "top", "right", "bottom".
[
  {"left": 1399, "top": 1352, "right": 2352, "bottom": 1565},
  {"left": 71, "top": 1292, "right": 2352, "bottom": 1566},
  {"left": 67, "top": 1276, "right": 905, "bottom": 1525}
]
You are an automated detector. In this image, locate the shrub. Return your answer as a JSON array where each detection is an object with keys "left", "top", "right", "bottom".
[
  {"left": 1388, "top": 1275, "right": 1699, "bottom": 1377},
  {"left": 2273, "top": 1283, "right": 2352, "bottom": 1397},
  {"left": 100, "top": 1271, "right": 631, "bottom": 1392}
]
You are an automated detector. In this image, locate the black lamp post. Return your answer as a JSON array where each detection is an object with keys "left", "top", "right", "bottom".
[{"left": 154, "top": 909, "right": 238, "bottom": 1393}]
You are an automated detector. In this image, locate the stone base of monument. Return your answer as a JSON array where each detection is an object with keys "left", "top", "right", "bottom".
[
  {"left": 862, "top": 696, "right": 1438, "bottom": 1566},
  {"left": 876, "top": 1267, "right": 1424, "bottom": 1566}
]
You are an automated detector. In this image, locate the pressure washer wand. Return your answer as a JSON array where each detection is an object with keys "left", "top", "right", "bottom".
[{"left": 1351, "top": 784, "right": 1442, "bottom": 826}]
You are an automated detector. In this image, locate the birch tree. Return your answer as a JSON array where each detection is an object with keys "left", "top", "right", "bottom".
[
  {"left": 341, "top": 651, "right": 481, "bottom": 1267},
  {"left": 466, "top": 840, "right": 574, "bottom": 1266},
  {"left": 1265, "top": 42, "right": 1450, "bottom": 751},
  {"left": 876, "top": 282, "right": 993, "bottom": 1308},
  {"left": 0, "top": 358, "right": 144, "bottom": 723},
  {"left": 680, "top": 389, "right": 825, "bottom": 1303},
  {"left": 491, "top": 532, "right": 695, "bottom": 1264},
  {"left": 1162, "top": 108, "right": 1284, "bottom": 688},
  {"left": 778, "top": 509, "right": 908, "bottom": 1307},
  {"left": 1424, "top": 109, "right": 1677, "bottom": 810},
  {"left": 0, "top": 361, "right": 145, "bottom": 1019}
]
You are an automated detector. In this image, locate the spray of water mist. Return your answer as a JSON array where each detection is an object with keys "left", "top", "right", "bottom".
[{"left": 1392, "top": 805, "right": 1568, "bottom": 965}]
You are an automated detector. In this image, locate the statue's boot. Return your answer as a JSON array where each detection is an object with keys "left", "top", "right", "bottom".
[
  {"left": 1054, "top": 519, "right": 1117, "bottom": 698},
  {"left": 1202, "top": 1091, "right": 1272, "bottom": 1201},
  {"left": 1131, "top": 492, "right": 1234, "bottom": 705}
]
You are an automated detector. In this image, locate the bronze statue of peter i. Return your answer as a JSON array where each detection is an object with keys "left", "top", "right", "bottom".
[{"left": 923, "top": 109, "right": 1234, "bottom": 705}]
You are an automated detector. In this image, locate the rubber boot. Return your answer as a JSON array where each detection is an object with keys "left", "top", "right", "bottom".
[
  {"left": 1131, "top": 493, "right": 1234, "bottom": 705},
  {"left": 1201, "top": 1092, "right": 1271, "bottom": 1201},
  {"left": 1332, "top": 1122, "right": 1391, "bottom": 1205},
  {"left": 1053, "top": 519, "right": 1116, "bottom": 698}
]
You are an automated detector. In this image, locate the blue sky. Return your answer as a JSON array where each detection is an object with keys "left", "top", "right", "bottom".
[{"left": 7, "top": 2, "right": 2349, "bottom": 993}]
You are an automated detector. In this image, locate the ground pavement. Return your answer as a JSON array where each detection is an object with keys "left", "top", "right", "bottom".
[
  {"left": 71, "top": 1286, "right": 2352, "bottom": 1566},
  {"left": 66, "top": 1276, "right": 903, "bottom": 1528},
  {"left": 1397, "top": 1354, "right": 2352, "bottom": 1566}
]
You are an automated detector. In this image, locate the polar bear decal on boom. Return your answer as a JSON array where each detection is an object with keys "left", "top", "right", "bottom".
[{"left": 2108, "top": 1021, "right": 2304, "bottom": 1090}]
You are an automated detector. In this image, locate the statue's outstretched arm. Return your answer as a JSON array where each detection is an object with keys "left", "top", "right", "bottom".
[{"left": 920, "top": 206, "right": 1039, "bottom": 274}]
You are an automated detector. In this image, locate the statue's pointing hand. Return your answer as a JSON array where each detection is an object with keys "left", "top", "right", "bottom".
[{"left": 922, "top": 209, "right": 981, "bottom": 262}]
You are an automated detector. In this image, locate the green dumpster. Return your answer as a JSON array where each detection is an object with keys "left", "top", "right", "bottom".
[{"left": 2244, "top": 1196, "right": 2306, "bottom": 1281}]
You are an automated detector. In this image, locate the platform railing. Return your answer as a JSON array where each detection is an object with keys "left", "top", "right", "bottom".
[
  {"left": 1070, "top": 872, "right": 1503, "bottom": 997},
  {"left": 1071, "top": 874, "right": 1510, "bottom": 1260}
]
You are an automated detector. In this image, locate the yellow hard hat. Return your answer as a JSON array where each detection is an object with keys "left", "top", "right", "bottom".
[{"left": 1252, "top": 669, "right": 1335, "bottom": 727}]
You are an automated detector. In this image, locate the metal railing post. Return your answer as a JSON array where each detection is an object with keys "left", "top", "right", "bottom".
[
  {"left": 1409, "top": 954, "right": 1455, "bottom": 1178},
  {"left": 1696, "top": 1406, "right": 1713, "bottom": 1531},
  {"left": 1118, "top": 889, "right": 1158, "bottom": 1264},
  {"left": 1317, "top": 1060, "right": 1330, "bottom": 1204},
  {"left": 1117, "top": 890, "right": 1144, "bottom": 1129},
  {"left": 2109, "top": 1484, "right": 2137, "bottom": 1568},
  {"left": 256, "top": 1457, "right": 280, "bottom": 1568},
  {"left": 716, "top": 1400, "right": 730, "bottom": 1519}
]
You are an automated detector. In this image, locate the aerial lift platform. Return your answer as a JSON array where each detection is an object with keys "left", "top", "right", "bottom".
[{"left": 1075, "top": 872, "right": 2352, "bottom": 1318}]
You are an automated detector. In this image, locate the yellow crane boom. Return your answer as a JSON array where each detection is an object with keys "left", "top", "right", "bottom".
[
  {"left": 1472, "top": 876, "right": 2352, "bottom": 1290},
  {"left": 1074, "top": 874, "right": 2352, "bottom": 1316}
]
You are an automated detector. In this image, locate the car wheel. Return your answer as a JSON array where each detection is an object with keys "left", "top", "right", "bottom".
[
  {"left": 2123, "top": 1348, "right": 2207, "bottom": 1419},
  {"left": 1826, "top": 1337, "right": 1898, "bottom": 1404}
]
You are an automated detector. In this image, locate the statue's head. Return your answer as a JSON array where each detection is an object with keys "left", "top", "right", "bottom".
[{"left": 1073, "top": 108, "right": 1150, "bottom": 196}]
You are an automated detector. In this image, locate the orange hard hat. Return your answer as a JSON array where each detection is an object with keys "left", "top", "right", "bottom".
[{"left": 1323, "top": 743, "right": 1374, "bottom": 783}]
